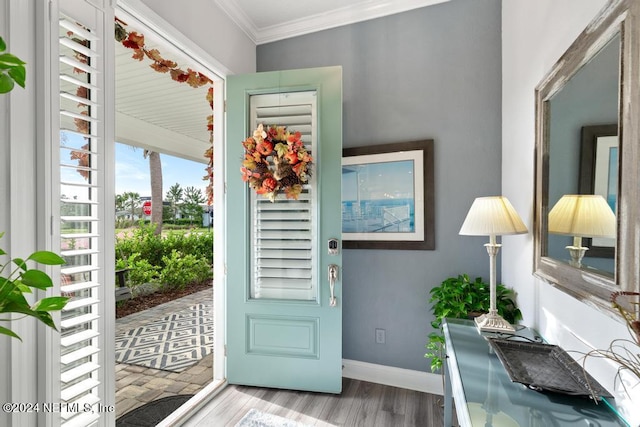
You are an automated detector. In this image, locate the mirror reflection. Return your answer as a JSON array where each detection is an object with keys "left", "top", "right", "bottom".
[{"left": 546, "top": 33, "right": 620, "bottom": 277}]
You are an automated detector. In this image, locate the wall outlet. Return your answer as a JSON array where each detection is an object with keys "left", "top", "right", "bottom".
[{"left": 375, "top": 328, "right": 386, "bottom": 344}]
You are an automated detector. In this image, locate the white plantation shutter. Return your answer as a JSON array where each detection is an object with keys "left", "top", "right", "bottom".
[
  {"left": 249, "top": 92, "right": 318, "bottom": 300},
  {"left": 52, "top": 1, "right": 114, "bottom": 425}
]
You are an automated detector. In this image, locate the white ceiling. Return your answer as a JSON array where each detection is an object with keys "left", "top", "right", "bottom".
[{"left": 214, "top": 0, "right": 451, "bottom": 44}]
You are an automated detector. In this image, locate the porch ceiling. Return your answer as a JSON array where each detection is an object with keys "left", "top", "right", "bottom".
[{"left": 115, "top": 39, "right": 212, "bottom": 164}]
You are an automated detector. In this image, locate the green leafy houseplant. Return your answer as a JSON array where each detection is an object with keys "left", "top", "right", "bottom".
[
  {"left": 0, "top": 233, "right": 68, "bottom": 340},
  {"left": 425, "top": 274, "right": 522, "bottom": 372},
  {"left": 0, "top": 36, "right": 26, "bottom": 94}
]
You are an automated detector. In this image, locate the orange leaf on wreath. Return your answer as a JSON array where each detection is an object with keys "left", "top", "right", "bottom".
[
  {"left": 285, "top": 184, "right": 303, "bottom": 200},
  {"left": 293, "top": 162, "right": 306, "bottom": 177}
]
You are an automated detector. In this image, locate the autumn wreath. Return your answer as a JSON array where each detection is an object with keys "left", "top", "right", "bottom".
[{"left": 241, "top": 124, "right": 313, "bottom": 201}]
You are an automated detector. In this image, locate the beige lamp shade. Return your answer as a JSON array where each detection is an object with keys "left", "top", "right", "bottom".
[
  {"left": 459, "top": 196, "right": 528, "bottom": 236},
  {"left": 548, "top": 195, "right": 616, "bottom": 238}
]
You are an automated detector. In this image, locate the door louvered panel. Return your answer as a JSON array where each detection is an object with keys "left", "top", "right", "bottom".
[
  {"left": 250, "top": 92, "right": 318, "bottom": 300},
  {"left": 54, "top": 2, "right": 112, "bottom": 424}
]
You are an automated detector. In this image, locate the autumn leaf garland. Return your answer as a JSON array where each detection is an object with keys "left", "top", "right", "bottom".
[{"left": 115, "top": 19, "right": 212, "bottom": 89}]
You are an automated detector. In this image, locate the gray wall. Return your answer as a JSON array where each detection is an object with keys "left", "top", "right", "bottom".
[{"left": 258, "top": 0, "right": 502, "bottom": 371}]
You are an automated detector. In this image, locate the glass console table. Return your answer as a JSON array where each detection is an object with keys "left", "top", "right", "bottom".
[{"left": 442, "top": 318, "right": 628, "bottom": 427}]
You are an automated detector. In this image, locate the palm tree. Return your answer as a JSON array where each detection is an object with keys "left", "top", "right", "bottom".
[
  {"left": 144, "top": 150, "right": 163, "bottom": 235},
  {"left": 123, "top": 191, "right": 140, "bottom": 221},
  {"left": 182, "top": 186, "right": 206, "bottom": 226},
  {"left": 115, "top": 193, "right": 127, "bottom": 213},
  {"left": 166, "top": 183, "right": 183, "bottom": 220}
]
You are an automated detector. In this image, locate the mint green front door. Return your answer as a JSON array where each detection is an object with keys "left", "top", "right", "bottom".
[{"left": 226, "top": 67, "right": 343, "bottom": 393}]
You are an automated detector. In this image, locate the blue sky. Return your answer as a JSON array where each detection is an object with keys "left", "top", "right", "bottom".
[{"left": 115, "top": 142, "right": 209, "bottom": 198}]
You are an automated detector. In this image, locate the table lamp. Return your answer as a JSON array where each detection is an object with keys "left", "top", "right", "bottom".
[
  {"left": 459, "top": 196, "right": 528, "bottom": 333},
  {"left": 548, "top": 194, "right": 616, "bottom": 268}
]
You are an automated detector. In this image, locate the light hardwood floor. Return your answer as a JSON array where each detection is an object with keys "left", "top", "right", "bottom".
[{"left": 182, "top": 377, "right": 449, "bottom": 426}]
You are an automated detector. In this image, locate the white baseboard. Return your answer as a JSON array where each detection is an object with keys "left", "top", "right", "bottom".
[{"left": 342, "top": 359, "right": 443, "bottom": 395}]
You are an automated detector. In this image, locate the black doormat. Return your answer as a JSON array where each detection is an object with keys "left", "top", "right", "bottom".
[{"left": 116, "top": 395, "right": 194, "bottom": 427}]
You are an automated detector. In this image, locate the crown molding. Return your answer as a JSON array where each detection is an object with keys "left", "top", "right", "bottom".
[{"left": 215, "top": 0, "right": 451, "bottom": 45}]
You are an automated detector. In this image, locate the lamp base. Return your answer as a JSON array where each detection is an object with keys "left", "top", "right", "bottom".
[
  {"left": 566, "top": 245, "right": 588, "bottom": 268},
  {"left": 474, "top": 310, "right": 515, "bottom": 334}
]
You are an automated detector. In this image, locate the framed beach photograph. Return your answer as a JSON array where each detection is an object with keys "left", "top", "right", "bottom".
[
  {"left": 342, "top": 140, "right": 434, "bottom": 250},
  {"left": 579, "top": 124, "right": 618, "bottom": 258}
]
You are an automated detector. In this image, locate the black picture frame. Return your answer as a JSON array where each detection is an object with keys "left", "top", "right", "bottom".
[
  {"left": 341, "top": 140, "right": 435, "bottom": 250},
  {"left": 578, "top": 124, "right": 617, "bottom": 258}
]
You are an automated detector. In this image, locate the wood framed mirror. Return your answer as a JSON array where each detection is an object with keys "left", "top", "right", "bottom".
[{"left": 534, "top": 0, "right": 640, "bottom": 316}]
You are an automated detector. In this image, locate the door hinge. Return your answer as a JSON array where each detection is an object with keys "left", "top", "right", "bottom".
[
  {"left": 224, "top": 100, "right": 227, "bottom": 112},
  {"left": 224, "top": 345, "right": 227, "bottom": 357}
]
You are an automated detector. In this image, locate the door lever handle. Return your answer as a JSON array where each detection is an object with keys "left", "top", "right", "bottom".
[{"left": 328, "top": 264, "right": 339, "bottom": 307}]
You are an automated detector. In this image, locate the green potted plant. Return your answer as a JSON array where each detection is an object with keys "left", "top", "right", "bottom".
[
  {"left": 1, "top": 37, "right": 68, "bottom": 340},
  {"left": 0, "top": 36, "right": 26, "bottom": 93},
  {"left": 0, "top": 233, "right": 68, "bottom": 340},
  {"left": 425, "top": 274, "right": 522, "bottom": 372}
]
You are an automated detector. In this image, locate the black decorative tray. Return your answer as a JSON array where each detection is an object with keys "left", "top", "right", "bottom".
[{"left": 488, "top": 338, "right": 613, "bottom": 399}]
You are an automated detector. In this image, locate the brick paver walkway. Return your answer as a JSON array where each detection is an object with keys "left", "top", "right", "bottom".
[{"left": 115, "top": 288, "right": 214, "bottom": 417}]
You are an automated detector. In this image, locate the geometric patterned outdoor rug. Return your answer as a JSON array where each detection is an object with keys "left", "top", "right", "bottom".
[{"left": 115, "top": 302, "right": 213, "bottom": 372}]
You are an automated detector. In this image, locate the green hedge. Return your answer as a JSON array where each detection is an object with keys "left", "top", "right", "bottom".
[{"left": 116, "top": 223, "right": 213, "bottom": 292}]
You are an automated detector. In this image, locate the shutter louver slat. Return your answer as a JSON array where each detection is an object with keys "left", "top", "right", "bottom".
[
  {"left": 61, "top": 232, "right": 99, "bottom": 239},
  {"left": 257, "top": 249, "right": 312, "bottom": 259},
  {"left": 59, "top": 37, "right": 98, "bottom": 59},
  {"left": 59, "top": 128, "right": 100, "bottom": 140},
  {"left": 63, "top": 297, "right": 99, "bottom": 311},
  {"left": 61, "top": 281, "right": 100, "bottom": 293},
  {"left": 60, "top": 377, "right": 100, "bottom": 402},
  {"left": 60, "top": 74, "right": 99, "bottom": 91},
  {"left": 61, "top": 362, "right": 101, "bottom": 384},
  {"left": 60, "top": 313, "right": 99, "bottom": 329},
  {"left": 60, "top": 329, "right": 100, "bottom": 347},
  {"left": 60, "top": 90, "right": 99, "bottom": 107},
  {"left": 58, "top": 18, "right": 99, "bottom": 41},
  {"left": 61, "top": 216, "right": 99, "bottom": 222},
  {"left": 60, "top": 394, "right": 100, "bottom": 426},
  {"left": 61, "top": 248, "right": 99, "bottom": 257},
  {"left": 61, "top": 265, "right": 99, "bottom": 276},
  {"left": 60, "top": 109, "right": 100, "bottom": 123},
  {"left": 60, "top": 394, "right": 100, "bottom": 421},
  {"left": 60, "top": 346, "right": 100, "bottom": 366},
  {"left": 59, "top": 55, "right": 99, "bottom": 75}
]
